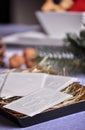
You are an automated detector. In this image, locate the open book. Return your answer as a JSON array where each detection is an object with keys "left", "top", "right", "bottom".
[
  {"left": 0, "top": 72, "right": 76, "bottom": 116},
  {"left": 0, "top": 72, "right": 76, "bottom": 98}
]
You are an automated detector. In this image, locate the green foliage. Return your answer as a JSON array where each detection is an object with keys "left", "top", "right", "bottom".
[{"left": 65, "top": 30, "right": 85, "bottom": 61}]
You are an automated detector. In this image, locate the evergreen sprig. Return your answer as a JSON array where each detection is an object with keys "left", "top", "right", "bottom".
[{"left": 65, "top": 29, "right": 85, "bottom": 61}]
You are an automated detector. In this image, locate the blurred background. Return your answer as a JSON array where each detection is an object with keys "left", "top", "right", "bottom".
[{"left": 0, "top": 0, "right": 45, "bottom": 24}]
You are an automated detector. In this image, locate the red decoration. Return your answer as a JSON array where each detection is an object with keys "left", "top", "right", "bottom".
[{"left": 69, "top": 0, "right": 85, "bottom": 12}]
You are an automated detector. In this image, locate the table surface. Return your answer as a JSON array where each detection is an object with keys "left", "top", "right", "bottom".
[
  {"left": 0, "top": 24, "right": 40, "bottom": 36},
  {"left": 0, "top": 24, "right": 85, "bottom": 130},
  {"left": 0, "top": 111, "right": 85, "bottom": 130}
]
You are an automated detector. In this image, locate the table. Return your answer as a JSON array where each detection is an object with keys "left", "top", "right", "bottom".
[
  {"left": 0, "top": 24, "right": 85, "bottom": 130},
  {"left": 0, "top": 111, "right": 85, "bottom": 130},
  {"left": 0, "top": 24, "right": 39, "bottom": 36}
]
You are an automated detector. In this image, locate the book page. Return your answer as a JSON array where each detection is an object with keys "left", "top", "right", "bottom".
[
  {"left": 0, "top": 72, "right": 77, "bottom": 98},
  {"left": 0, "top": 73, "right": 6, "bottom": 89},
  {"left": 0, "top": 72, "right": 47, "bottom": 98},
  {"left": 44, "top": 75, "right": 77, "bottom": 91},
  {"left": 0, "top": 73, "right": 7, "bottom": 97},
  {"left": 4, "top": 88, "right": 72, "bottom": 117}
]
